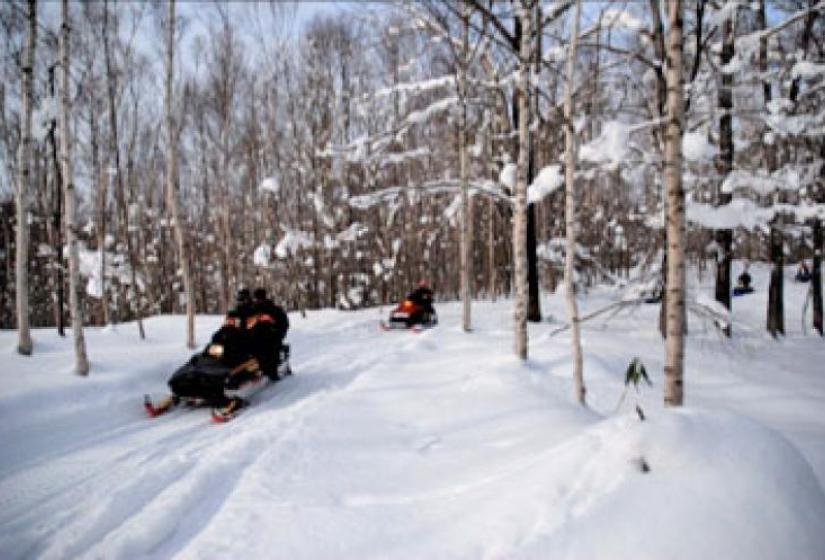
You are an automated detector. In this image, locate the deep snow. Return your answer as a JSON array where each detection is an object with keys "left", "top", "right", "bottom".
[{"left": 1, "top": 264, "right": 825, "bottom": 559}]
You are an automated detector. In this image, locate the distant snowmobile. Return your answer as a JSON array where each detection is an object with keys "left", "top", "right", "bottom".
[{"left": 381, "top": 282, "right": 438, "bottom": 331}]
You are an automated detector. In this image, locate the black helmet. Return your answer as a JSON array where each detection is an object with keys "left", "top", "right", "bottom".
[
  {"left": 236, "top": 288, "right": 252, "bottom": 306},
  {"left": 253, "top": 287, "right": 267, "bottom": 301}
]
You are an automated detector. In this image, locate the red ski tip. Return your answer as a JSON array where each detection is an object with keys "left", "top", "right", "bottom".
[{"left": 211, "top": 411, "right": 232, "bottom": 423}]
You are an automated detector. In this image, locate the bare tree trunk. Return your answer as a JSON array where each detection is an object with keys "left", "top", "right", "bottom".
[
  {"left": 663, "top": 0, "right": 686, "bottom": 407},
  {"left": 526, "top": 1, "right": 542, "bottom": 323},
  {"left": 513, "top": 0, "right": 532, "bottom": 359},
  {"left": 103, "top": 0, "right": 145, "bottom": 338},
  {"left": 16, "top": 0, "right": 36, "bottom": 356},
  {"left": 165, "top": 0, "right": 196, "bottom": 349},
  {"left": 813, "top": 219, "right": 823, "bottom": 336},
  {"left": 46, "top": 66, "right": 65, "bottom": 337},
  {"left": 61, "top": 0, "right": 89, "bottom": 375},
  {"left": 459, "top": 0, "right": 472, "bottom": 332},
  {"left": 563, "top": 0, "right": 584, "bottom": 405},
  {"left": 767, "top": 226, "right": 785, "bottom": 337},
  {"left": 715, "top": 12, "right": 734, "bottom": 337}
]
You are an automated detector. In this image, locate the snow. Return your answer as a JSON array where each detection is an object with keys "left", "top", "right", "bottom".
[
  {"left": 682, "top": 131, "right": 718, "bottom": 162},
  {"left": 259, "top": 177, "right": 280, "bottom": 194},
  {"left": 791, "top": 61, "right": 825, "bottom": 81},
  {"left": 600, "top": 8, "right": 645, "bottom": 33},
  {"left": 274, "top": 229, "right": 314, "bottom": 259},
  {"left": 252, "top": 243, "right": 272, "bottom": 268},
  {"left": 579, "top": 121, "right": 631, "bottom": 167},
  {"left": 527, "top": 164, "right": 564, "bottom": 203},
  {"left": 499, "top": 162, "right": 516, "bottom": 190},
  {"left": 2, "top": 265, "right": 825, "bottom": 559}
]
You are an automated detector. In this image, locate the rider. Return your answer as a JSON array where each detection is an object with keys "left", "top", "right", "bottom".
[
  {"left": 406, "top": 279, "right": 436, "bottom": 324},
  {"left": 247, "top": 288, "right": 290, "bottom": 379}
]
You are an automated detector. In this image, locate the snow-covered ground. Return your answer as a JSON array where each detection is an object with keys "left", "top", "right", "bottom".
[{"left": 2, "top": 264, "right": 825, "bottom": 559}]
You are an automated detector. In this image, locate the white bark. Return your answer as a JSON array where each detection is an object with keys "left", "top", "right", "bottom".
[
  {"left": 513, "top": 1, "right": 531, "bottom": 359},
  {"left": 61, "top": 0, "right": 89, "bottom": 375},
  {"left": 663, "top": 0, "right": 686, "bottom": 407},
  {"left": 459, "top": 0, "right": 472, "bottom": 332},
  {"left": 16, "top": 0, "right": 36, "bottom": 356},
  {"left": 164, "top": 0, "right": 196, "bottom": 349},
  {"left": 563, "top": 0, "right": 585, "bottom": 405}
]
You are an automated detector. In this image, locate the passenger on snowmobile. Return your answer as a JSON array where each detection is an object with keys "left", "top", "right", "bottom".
[
  {"left": 407, "top": 280, "right": 435, "bottom": 315},
  {"left": 248, "top": 288, "right": 290, "bottom": 379}
]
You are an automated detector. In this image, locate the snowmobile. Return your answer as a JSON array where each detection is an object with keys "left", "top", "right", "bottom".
[
  {"left": 381, "top": 298, "right": 438, "bottom": 331},
  {"left": 144, "top": 340, "right": 292, "bottom": 422}
]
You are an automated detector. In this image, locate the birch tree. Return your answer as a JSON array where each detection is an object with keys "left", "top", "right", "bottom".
[
  {"left": 165, "top": 0, "right": 195, "bottom": 349},
  {"left": 60, "top": 0, "right": 89, "bottom": 375},
  {"left": 513, "top": 0, "right": 532, "bottom": 359},
  {"left": 563, "top": 0, "right": 584, "bottom": 404},
  {"left": 715, "top": 6, "right": 734, "bottom": 337},
  {"left": 15, "top": 0, "right": 36, "bottom": 356},
  {"left": 664, "top": 0, "right": 686, "bottom": 407},
  {"left": 459, "top": 0, "right": 472, "bottom": 332}
]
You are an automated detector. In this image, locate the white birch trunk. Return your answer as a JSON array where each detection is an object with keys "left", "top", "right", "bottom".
[
  {"left": 164, "top": 0, "right": 196, "bottom": 349},
  {"left": 663, "top": 0, "right": 686, "bottom": 407},
  {"left": 459, "top": 0, "right": 472, "bottom": 332},
  {"left": 563, "top": 0, "right": 585, "bottom": 405},
  {"left": 513, "top": 1, "right": 531, "bottom": 359},
  {"left": 16, "top": 0, "right": 36, "bottom": 356},
  {"left": 60, "top": 0, "right": 89, "bottom": 375}
]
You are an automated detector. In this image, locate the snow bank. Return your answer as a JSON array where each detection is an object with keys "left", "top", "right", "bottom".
[{"left": 518, "top": 409, "right": 825, "bottom": 560}]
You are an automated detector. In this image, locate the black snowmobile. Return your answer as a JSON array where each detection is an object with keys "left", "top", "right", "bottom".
[{"left": 145, "top": 319, "right": 291, "bottom": 422}]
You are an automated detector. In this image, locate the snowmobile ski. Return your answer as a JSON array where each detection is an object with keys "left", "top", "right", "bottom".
[
  {"left": 211, "top": 398, "right": 248, "bottom": 423},
  {"left": 144, "top": 394, "right": 179, "bottom": 417}
]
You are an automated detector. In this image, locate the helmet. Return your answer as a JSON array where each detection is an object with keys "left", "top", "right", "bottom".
[
  {"left": 253, "top": 287, "right": 267, "bottom": 301},
  {"left": 236, "top": 288, "right": 252, "bottom": 306}
]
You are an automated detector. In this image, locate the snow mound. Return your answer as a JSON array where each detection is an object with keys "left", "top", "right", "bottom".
[{"left": 518, "top": 409, "right": 825, "bottom": 559}]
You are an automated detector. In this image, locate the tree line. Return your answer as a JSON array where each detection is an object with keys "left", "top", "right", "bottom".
[{"left": 1, "top": 0, "right": 823, "bottom": 405}]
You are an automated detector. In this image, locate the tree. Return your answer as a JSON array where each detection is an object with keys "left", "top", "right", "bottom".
[
  {"left": 513, "top": 0, "right": 532, "bottom": 359},
  {"left": 664, "top": 0, "right": 686, "bottom": 407},
  {"left": 563, "top": 0, "right": 585, "bottom": 404},
  {"left": 60, "top": 0, "right": 89, "bottom": 375},
  {"left": 165, "top": 0, "right": 195, "bottom": 349},
  {"left": 714, "top": 6, "right": 734, "bottom": 337},
  {"left": 15, "top": 0, "right": 36, "bottom": 356}
]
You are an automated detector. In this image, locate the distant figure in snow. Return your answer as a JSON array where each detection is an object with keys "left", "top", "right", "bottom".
[
  {"left": 796, "top": 261, "right": 812, "bottom": 283},
  {"left": 407, "top": 279, "right": 435, "bottom": 316},
  {"left": 733, "top": 267, "right": 754, "bottom": 296}
]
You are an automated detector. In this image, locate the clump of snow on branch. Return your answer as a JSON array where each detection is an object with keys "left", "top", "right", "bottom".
[
  {"left": 499, "top": 163, "right": 516, "bottom": 191},
  {"left": 253, "top": 244, "right": 272, "bottom": 268},
  {"left": 528, "top": 165, "right": 564, "bottom": 203},
  {"left": 687, "top": 199, "right": 775, "bottom": 230},
  {"left": 374, "top": 75, "right": 455, "bottom": 98},
  {"left": 275, "top": 229, "right": 315, "bottom": 259},
  {"left": 579, "top": 121, "right": 631, "bottom": 166},
  {"left": 601, "top": 8, "right": 645, "bottom": 32},
  {"left": 682, "top": 131, "right": 718, "bottom": 162},
  {"left": 336, "top": 222, "right": 369, "bottom": 242},
  {"left": 259, "top": 177, "right": 280, "bottom": 194},
  {"left": 407, "top": 96, "right": 457, "bottom": 125}
]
